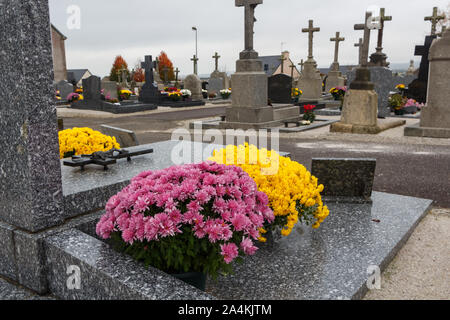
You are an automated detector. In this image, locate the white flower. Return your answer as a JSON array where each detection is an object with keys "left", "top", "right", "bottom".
[
  {"left": 220, "top": 89, "right": 231, "bottom": 94},
  {"left": 180, "top": 89, "right": 192, "bottom": 97},
  {"left": 301, "top": 120, "right": 311, "bottom": 125}
]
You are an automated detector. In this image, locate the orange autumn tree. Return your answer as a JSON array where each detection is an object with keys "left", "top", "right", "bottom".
[
  {"left": 109, "top": 55, "right": 130, "bottom": 82},
  {"left": 133, "top": 67, "right": 145, "bottom": 82},
  {"left": 157, "top": 51, "right": 175, "bottom": 82}
]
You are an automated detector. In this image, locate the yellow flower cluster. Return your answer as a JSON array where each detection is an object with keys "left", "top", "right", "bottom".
[
  {"left": 209, "top": 143, "right": 330, "bottom": 238},
  {"left": 396, "top": 84, "right": 405, "bottom": 90},
  {"left": 58, "top": 127, "right": 120, "bottom": 159},
  {"left": 292, "top": 88, "right": 302, "bottom": 97}
]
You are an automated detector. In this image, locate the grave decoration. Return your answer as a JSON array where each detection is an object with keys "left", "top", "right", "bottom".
[
  {"left": 302, "top": 104, "right": 317, "bottom": 123},
  {"left": 63, "top": 147, "right": 154, "bottom": 171},
  {"left": 220, "top": 89, "right": 232, "bottom": 99},
  {"left": 389, "top": 94, "right": 423, "bottom": 115},
  {"left": 67, "top": 92, "right": 83, "bottom": 103},
  {"left": 291, "top": 88, "right": 303, "bottom": 102},
  {"left": 58, "top": 127, "right": 120, "bottom": 159},
  {"left": 55, "top": 90, "right": 61, "bottom": 101},
  {"left": 96, "top": 161, "right": 275, "bottom": 290},
  {"left": 210, "top": 143, "right": 329, "bottom": 240},
  {"left": 101, "top": 89, "right": 119, "bottom": 103},
  {"left": 75, "top": 87, "right": 83, "bottom": 94},
  {"left": 118, "top": 89, "right": 133, "bottom": 101},
  {"left": 329, "top": 86, "right": 347, "bottom": 110}
]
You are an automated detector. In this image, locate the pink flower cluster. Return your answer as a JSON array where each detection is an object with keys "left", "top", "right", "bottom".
[{"left": 96, "top": 161, "right": 274, "bottom": 264}]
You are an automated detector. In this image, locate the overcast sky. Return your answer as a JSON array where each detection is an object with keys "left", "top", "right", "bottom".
[{"left": 49, "top": 0, "right": 449, "bottom": 77}]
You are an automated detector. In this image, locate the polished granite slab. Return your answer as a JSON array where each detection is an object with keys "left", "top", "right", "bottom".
[{"left": 206, "top": 192, "right": 432, "bottom": 300}]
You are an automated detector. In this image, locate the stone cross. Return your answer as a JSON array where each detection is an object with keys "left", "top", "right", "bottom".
[
  {"left": 162, "top": 66, "right": 169, "bottom": 83},
  {"left": 374, "top": 8, "right": 392, "bottom": 53},
  {"left": 354, "top": 38, "right": 363, "bottom": 65},
  {"left": 174, "top": 67, "right": 180, "bottom": 86},
  {"left": 279, "top": 53, "right": 287, "bottom": 73},
  {"left": 298, "top": 59, "right": 304, "bottom": 72},
  {"left": 191, "top": 54, "right": 199, "bottom": 75},
  {"left": 425, "top": 7, "right": 445, "bottom": 36},
  {"left": 302, "top": 20, "right": 320, "bottom": 60},
  {"left": 354, "top": 11, "right": 373, "bottom": 67},
  {"left": 212, "top": 52, "right": 221, "bottom": 71},
  {"left": 154, "top": 57, "right": 160, "bottom": 73},
  {"left": 330, "top": 32, "right": 345, "bottom": 63},
  {"left": 141, "top": 55, "right": 155, "bottom": 84},
  {"left": 235, "top": 0, "right": 263, "bottom": 54}
]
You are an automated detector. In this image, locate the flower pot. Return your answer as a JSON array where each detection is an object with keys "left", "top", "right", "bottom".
[{"left": 172, "top": 272, "right": 207, "bottom": 291}]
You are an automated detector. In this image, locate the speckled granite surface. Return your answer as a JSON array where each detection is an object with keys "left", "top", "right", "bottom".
[
  {"left": 206, "top": 192, "right": 432, "bottom": 300},
  {"left": 44, "top": 229, "right": 213, "bottom": 300}
]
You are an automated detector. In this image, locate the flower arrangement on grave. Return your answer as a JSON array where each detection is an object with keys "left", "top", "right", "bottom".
[
  {"left": 209, "top": 143, "right": 329, "bottom": 240},
  {"left": 208, "top": 92, "right": 218, "bottom": 99},
  {"left": 395, "top": 84, "right": 406, "bottom": 96},
  {"left": 220, "top": 89, "right": 232, "bottom": 99},
  {"left": 180, "top": 89, "right": 192, "bottom": 99},
  {"left": 329, "top": 86, "right": 347, "bottom": 105},
  {"left": 292, "top": 88, "right": 302, "bottom": 98},
  {"left": 55, "top": 90, "right": 61, "bottom": 100},
  {"left": 303, "top": 104, "right": 316, "bottom": 123},
  {"left": 168, "top": 91, "right": 182, "bottom": 101},
  {"left": 164, "top": 87, "right": 178, "bottom": 93},
  {"left": 403, "top": 99, "right": 424, "bottom": 114},
  {"left": 96, "top": 162, "right": 275, "bottom": 281},
  {"left": 67, "top": 92, "right": 83, "bottom": 103},
  {"left": 58, "top": 127, "right": 120, "bottom": 159},
  {"left": 118, "top": 89, "right": 132, "bottom": 101},
  {"left": 75, "top": 87, "right": 83, "bottom": 94},
  {"left": 389, "top": 93, "right": 407, "bottom": 112}
]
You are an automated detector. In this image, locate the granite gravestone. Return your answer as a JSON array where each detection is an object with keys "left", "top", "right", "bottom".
[
  {"left": 55, "top": 80, "right": 74, "bottom": 101},
  {"left": 82, "top": 76, "right": 101, "bottom": 101},
  {"left": 101, "top": 80, "right": 118, "bottom": 100},
  {"left": 208, "top": 77, "right": 225, "bottom": 95},
  {"left": 407, "top": 35, "right": 437, "bottom": 103},
  {"left": 268, "top": 74, "right": 293, "bottom": 103},
  {"left": 139, "top": 55, "right": 160, "bottom": 104}
]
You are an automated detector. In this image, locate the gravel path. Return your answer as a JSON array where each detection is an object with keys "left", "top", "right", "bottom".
[{"left": 364, "top": 208, "right": 450, "bottom": 300}]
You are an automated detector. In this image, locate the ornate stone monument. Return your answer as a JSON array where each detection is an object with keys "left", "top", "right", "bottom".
[
  {"left": 331, "top": 11, "right": 405, "bottom": 134},
  {"left": 425, "top": 7, "right": 445, "bottom": 36},
  {"left": 325, "top": 32, "right": 346, "bottom": 92},
  {"left": 405, "top": 28, "right": 450, "bottom": 138},
  {"left": 221, "top": 0, "right": 298, "bottom": 129},
  {"left": 297, "top": 20, "right": 323, "bottom": 101},
  {"left": 368, "top": 8, "right": 392, "bottom": 67}
]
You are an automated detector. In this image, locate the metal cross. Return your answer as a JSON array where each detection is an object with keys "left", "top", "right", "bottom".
[
  {"left": 302, "top": 20, "right": 320, "bottom": 60},
  {"left": 212, "top": 52, "right": 221, "bottom": 71},
  {"left": 330, "top": 32, "right": 345, "bottom": 64},
  {"left": 235, "top": 0, "right": 263, "bottom": 52},
  {"left": 354, "top": 11, "right": 373, "bottom": 67},
  {"left": 354, "top": 38, "right": 363, "bottom": 66},
  {"left": 425, "top": 7, "right": 446, "bottom": 36},
  {"left": 191, "top": 54, "right": 199, "bottom": 75}
]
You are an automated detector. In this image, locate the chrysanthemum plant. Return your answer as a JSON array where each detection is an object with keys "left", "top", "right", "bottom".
[{"left": 96, "top": 162, "right": 274, "bottom": 279}]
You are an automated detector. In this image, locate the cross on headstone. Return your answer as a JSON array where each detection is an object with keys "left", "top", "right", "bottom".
[
  {"left": 374, "top": 8, "right": 392, "bottom": 53},
  {"left": 162, "top": 66, "right": 169, "bottom": 83},
  {"left": 354, "top": 11, "right": 373, "bottom": 67},
  {"left": 279, "top": 53, "right": 287, "bottom": 73},
  {"left": 212, "top": 52, "right": 221, "bottom": 71},
  {"left": 174, "top": 67, "right": 180, "bottom": 86},
  {"left": 354, "top": 38, "right": 363, "bottom": 65},
  {"left": 191, "top": 54, "right": 199, "bottom": 75},
  {"left": 302, "top": 20, "right": 320, "bottom": 60},
  {"left": 425, "top": 7, "right": 445, "bottom": 36},
  {"left": 141, "top": 55, "right": 155, "bottom": 84},
  {"left": 298, "top": 59, "right": 304, "bottom": 73},
  {"left": 154, "top": 57, "right": 160, "bottom": 73},
  {"left": 235, "top": 0, "right": 263, "bottom": 54},
  {"left": 330, "top": 32, "right": 345, "bottom": 64}
]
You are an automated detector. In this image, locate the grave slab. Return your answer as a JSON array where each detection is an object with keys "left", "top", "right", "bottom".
[{"left": 207, "top": 192, "right": 432, "bottom": 300}]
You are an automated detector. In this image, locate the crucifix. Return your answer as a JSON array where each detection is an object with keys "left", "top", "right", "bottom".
[
  {"left": 374, "top": 8, "right": 392, "bottom": 54},
  {"left": 191, "top": 54, "right": 199, "bottom": 75},
  {"left": 425, "top": 7, "right": 446, "bottom": 36},
  {"left": 330, "top": 31, "right": 345, "bottom": 64},
  {"left": 235, "top": 0, "right": 263, "bottom": 57},
  {"left": 354, "top": 11, "right": 373, "bottom": 67},
  {"left": 298, "top": 59, "right": 304, "bottom": 73},
  {"left": 279, "top": 53, "right": 287, "bottom": 73},
  {"left": 174, "top": 67, "right": 180, "bottom": 87},
  {"left": 354, "top": 38, "right": 363, "bottom": 66},
  {"left": 212, "top": 52, "right": 221, "bottom": 71},
  {"left": 141, "top": 56, "right": 155, "bottom": 85},
  {"left": 302, "top": 20, "right": 320, "bottom": 60}
]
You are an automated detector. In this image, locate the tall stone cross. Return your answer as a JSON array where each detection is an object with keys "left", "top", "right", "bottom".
[
  {"left": 425, "top": 7, "right": 445, "bottom": 36},
  {"left": 174, "top": 67, "right": 180, "bottom": 86},
  {"left": 330, "top": 32, "right": 345, "bottom": 64},
  {"left": 162, "top": 66, "right": 169, "bottom": 83},
  {"left": 298, "top": 59, "right": 304, "bottom": 72},
  {"left": 154, "top": 57, "right": 160, "bottom": 73},
  {"left": 279, "top": 53, "right": 287, "bottom": 73},
  {"left": 354, "top": 11, "right": 373, "bottom": 67},
  {"left": 302, "top": 20, "right": 320, "bottom": 60},
  {"left": 235, "top": 0, "right": 263, "bottom": 56},
  {"left": 354, "top": 38, "right": 363, "bottom": 65},
  {"left": 374, "top": 8, "right": 392, "bottom": 53},
  {"left": 212, "top": 52, "right": 221, "bottom": 71},
  {"left": 141, "top": 55, "right": 155, "bottom": 84},
  {"left": 191, "top": 54, "right": 199, "bottom": 75}
]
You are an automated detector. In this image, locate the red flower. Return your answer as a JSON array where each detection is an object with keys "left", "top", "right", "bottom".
[{"left": 304, "top": 105, "right": 316, "bottom": 112}]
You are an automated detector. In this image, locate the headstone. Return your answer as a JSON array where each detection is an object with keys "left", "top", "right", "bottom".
[
  {"left": 99, "top": 125, "right": 139, "bottom": 147},
  {"left": 139, "top": 55, "right": 160, "bottom": 104},
  {"left": 311, "top": 158, "right": 376, "bottom": 203},
  {"left": 82, "top": 76, "right": 101, "bottom": 101},
  {"left": 101, "top": 80, "right": 118, "bottom": 100},
  {"left": 208, "top": 77, "right": 225, "bottom": 95},
  {"left": 55, "top": 80, "right": 74, "bottom": 101},
  {"left": 268, "top": 74, "right": 292, "bottom": 103},
  {"left": 405, "top": 29, "right": 450, "bottom": 138},
  {"left": 407, "top": 35, "right": 437, "bottom": 103},
  {"left": 368, "top": 8, "right": 392, "bottom": 67},
  {"left": 184, "top": 74, "right": 203, "bottom": 100},
  {"left": 297, "top": 20, "right": 322, "bottom": 100}
]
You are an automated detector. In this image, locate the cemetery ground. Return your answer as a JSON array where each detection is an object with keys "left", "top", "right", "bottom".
[{"left": 54, "top": 103, "right": 450, "bottom": 300}]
